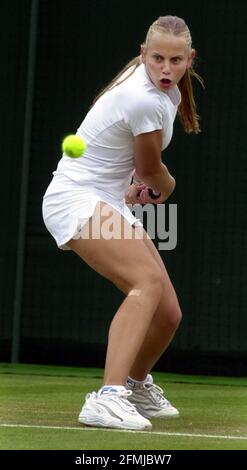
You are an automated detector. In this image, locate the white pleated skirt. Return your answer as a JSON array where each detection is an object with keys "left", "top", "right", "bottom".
[{"left": 42, "top": 174, "right": 142, "bottom": 250}]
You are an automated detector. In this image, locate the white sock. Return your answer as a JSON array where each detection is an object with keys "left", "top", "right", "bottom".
[{"left": 126, "top": 375, "right": 148, "bottom": 390}]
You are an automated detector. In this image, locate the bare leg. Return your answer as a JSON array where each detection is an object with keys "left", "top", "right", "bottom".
[
  {"left": 103, "top": 280, "right": 163, "bottom": 385},
  {"left": 129, "top": 229, "right": 182, "bottom": 381},
  {"left": 67, "top": 203, "right": 164, "bottom": 386}
]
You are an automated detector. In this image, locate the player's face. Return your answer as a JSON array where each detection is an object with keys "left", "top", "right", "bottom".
[{"left": 141, "top": 32, "right": 195, "bottom": 92}]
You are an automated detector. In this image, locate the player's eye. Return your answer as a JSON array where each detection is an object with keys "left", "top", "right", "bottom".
[
  {"left": 153, "top": 55, "right": 163, "bottom": 62},
  {"left": 172, "top": 57, "right": 182, "bottom": 64}
]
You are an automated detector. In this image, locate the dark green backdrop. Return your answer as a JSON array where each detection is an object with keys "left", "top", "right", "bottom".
[{"left": 1, "top": 0, "right": 246, "bottom": 375}]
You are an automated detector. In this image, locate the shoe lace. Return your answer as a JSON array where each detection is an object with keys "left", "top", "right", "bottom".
[{"left": 143, "top": 382, "right": 170, "bottom": 406}]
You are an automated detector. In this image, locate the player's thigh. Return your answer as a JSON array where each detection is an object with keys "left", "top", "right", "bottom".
[{"left": 67, "top": 202, "right": 163, "bottom": 293}]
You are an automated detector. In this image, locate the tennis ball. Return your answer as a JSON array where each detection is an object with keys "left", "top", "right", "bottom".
[{"left": 62, "top": 134, "right": 86, "bottom": 158}]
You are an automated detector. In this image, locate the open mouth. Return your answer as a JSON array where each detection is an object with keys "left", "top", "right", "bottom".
[{"left": 160, "top": 78, "right": 171, "bottom": 85}]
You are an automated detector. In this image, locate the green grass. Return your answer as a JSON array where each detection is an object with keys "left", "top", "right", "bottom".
[{"left": 0, "top": 363, "right": 246, "bottom": 450}]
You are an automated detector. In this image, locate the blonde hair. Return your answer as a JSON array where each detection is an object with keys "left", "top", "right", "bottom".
[{"left": 93, "top": 15, "right": 204, "bottom": 134}]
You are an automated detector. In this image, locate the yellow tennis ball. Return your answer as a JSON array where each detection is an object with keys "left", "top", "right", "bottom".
[{"left": 62, "top": 134, "right": 86, "bottom": 158}]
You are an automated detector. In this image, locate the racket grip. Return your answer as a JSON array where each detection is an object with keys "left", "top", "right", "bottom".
[{"left": 148, "top": 188, "right": 161, "bottom": 199}]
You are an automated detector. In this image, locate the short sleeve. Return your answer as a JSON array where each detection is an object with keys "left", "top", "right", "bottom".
[{"left": 123, "top": 93, "right": 164, "bottom": 136}]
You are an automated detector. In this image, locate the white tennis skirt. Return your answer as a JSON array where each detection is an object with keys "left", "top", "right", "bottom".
[{"left": 42, "top": 174, "right": 142, "bottom": 250}]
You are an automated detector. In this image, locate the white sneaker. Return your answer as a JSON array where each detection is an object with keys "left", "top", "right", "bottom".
[
  {"left": 78, "top": 386, "right": 152, "bottom": 430},
  {"left": 127, "top": 374, "right": 179, "bottom": 419}
]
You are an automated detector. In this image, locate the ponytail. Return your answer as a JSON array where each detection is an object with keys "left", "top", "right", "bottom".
[{"left": 177, "top": 68, "right": 204, "bottom": 134}]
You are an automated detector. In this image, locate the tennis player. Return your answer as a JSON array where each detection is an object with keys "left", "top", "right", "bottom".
[{"left": 42, "top": 15, "right": 203, "bottom": 430}]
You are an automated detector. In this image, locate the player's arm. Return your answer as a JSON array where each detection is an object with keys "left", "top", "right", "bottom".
[{"left": 133, "top": 130, "right": 175, "bottom": 198}]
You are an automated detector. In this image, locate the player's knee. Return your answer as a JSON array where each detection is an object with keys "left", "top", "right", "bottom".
[
  {"left": 141, "top": 267, "right": 164, "bottom": 300},
  {"left": 119, "top": 260, "right": 164, "bottom": 300},
  {"left": 165, "top": 303, "right": 182, "bottom": 331}
]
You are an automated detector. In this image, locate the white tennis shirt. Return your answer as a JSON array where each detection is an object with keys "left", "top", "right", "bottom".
[{"left": 54, "top": 63, "right": 181, "bottom": 202}]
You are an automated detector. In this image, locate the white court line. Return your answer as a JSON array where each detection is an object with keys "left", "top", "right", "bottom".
[{"left": 0, "top": 423, "right": 246, "bottom": 441}]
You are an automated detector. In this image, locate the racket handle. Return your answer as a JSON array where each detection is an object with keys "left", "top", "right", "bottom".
[{"left": 148, "top": 188, "right": 161, "bottom": 199}]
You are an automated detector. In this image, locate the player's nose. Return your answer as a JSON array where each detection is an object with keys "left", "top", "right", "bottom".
[{"left": 161, "top": 61, "right": 171, "bottom": 75}]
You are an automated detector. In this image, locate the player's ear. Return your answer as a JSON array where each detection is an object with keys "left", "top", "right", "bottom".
[
  {"left": 140, "top": 44, "right": 147, "bottom": 64},
  {"left": 187, "top": 48, "right": 196, "bottom": 69}
]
